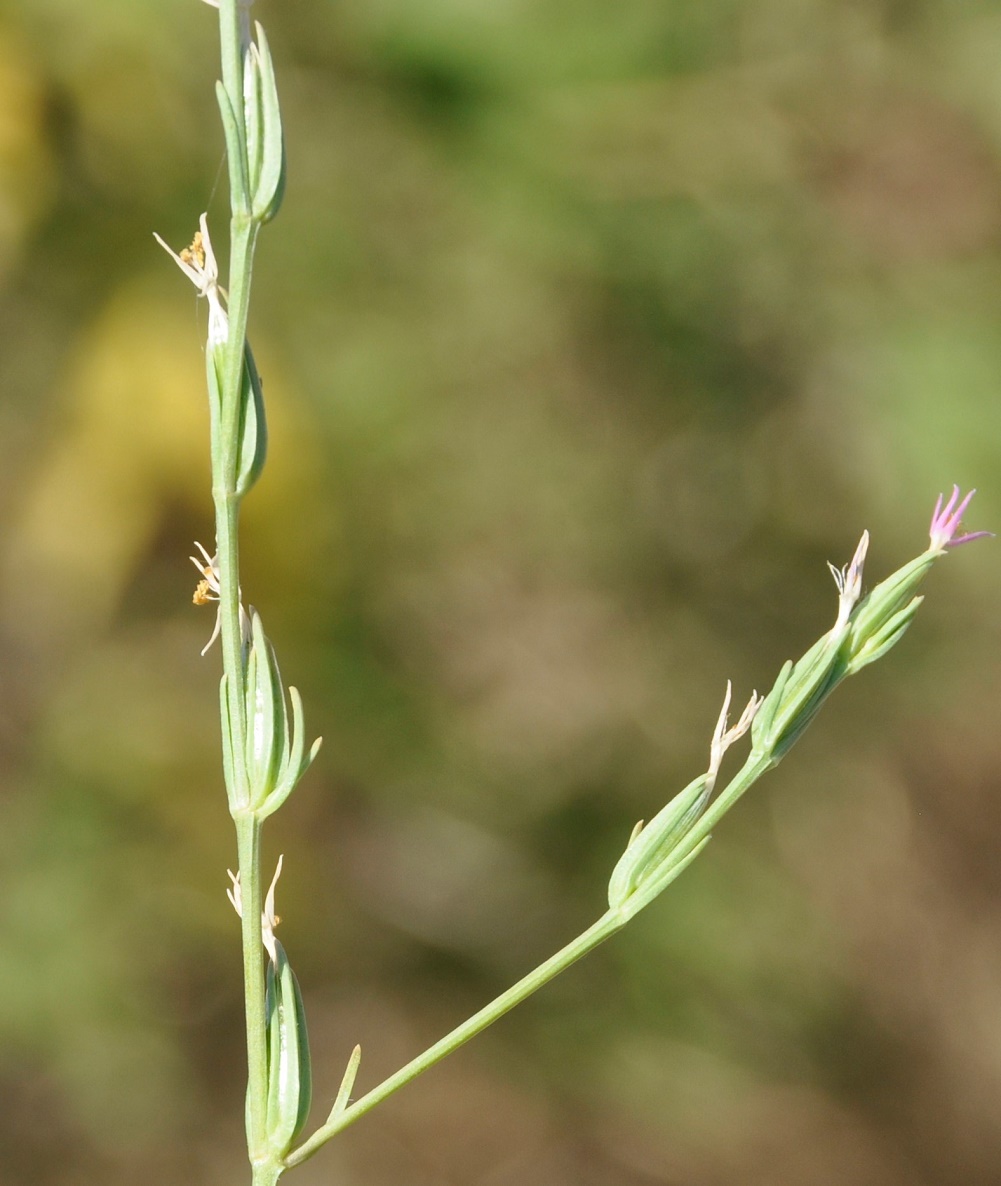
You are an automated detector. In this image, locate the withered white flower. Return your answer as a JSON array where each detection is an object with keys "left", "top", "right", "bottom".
[
  {"left": 227, "top": 855, "right": 284, "bottom": 964},
  {"left": 154, "top": 213, "right": 228, "bottom": 348},
  {"left": 190, "top": 540, "right": 250, "bottom": 655}
]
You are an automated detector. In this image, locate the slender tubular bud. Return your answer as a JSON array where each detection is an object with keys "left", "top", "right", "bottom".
[
  {"left": 244, "top": 22, "right": 286, "bottom": 223},
  {"left": 204, "top": 298, "right": 266, "bottom": 498},
  {"left": 239, "top": 611, "right": 322, "bottom": 819},
  {"left": 608, "top": 683, "right": 758, "bottom": 915},
  {"left": 608, "top": 774, "right": 710, "bottom": 911},
  {"left": 846, "top": 596, "right": 923, "bottom": 674},
  {"left": 235, "top": 342, "right": 268, "bottom": 497},
  {"left": 245, "top": 610, "right": 288, "bottom": 810},
  {"left": 758, "top": 631, "right": 847, "bottom": 761},
  {"left": 752, "top": 533, "right": 869, "bottom": 761},
  {"left": 258, "top": 687, "right": 323, "bottom": 821},
  {"left": 265, "top": 939, "right": 312, "bottom": 1156}
]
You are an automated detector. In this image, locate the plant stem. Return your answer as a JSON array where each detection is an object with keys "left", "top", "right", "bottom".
[
  {"left": 285, "top": 909, "right": 626, "bottom": 1169},
  {"left": 252, "top": 1160, "right": 284, "bottom": 1186},
  {"left": 235, "top": 814, "right": 268, "bottom": 1160},
  {"left": 214, "top": 218, "right": 258, "bottom": 800},
  {"left": 683, "top": 749, "right": 774, "bottom": 854},
  {"left": 214, "top": 0, "right": 267, "bottom": 1167},
  {"left": 217, "top": 0, "right": 244, "bottom": 133}
]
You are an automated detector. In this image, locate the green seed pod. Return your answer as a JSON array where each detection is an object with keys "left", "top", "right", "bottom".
[
  {"left": 258, "top": 686, "right": 323, "bottom": 821},
  {"left": 244, "top": 22, "right": 286, "bottom": 224},
  {"left": 756, "top": 631, "right": 847, "bottom": 762},
  {"left": 749, "top": 659, "right": 791, "bottom": 755},
  {"left": 845, "top": 551, "right": 934, "bottom": 671},
  {"left": 235, "top": 342, "right": 268, "bottom": 498},
  {"left": 846, "top": 595, "right": 923, "bottom": 675},
  {"left": 608, "top": 774, "right": 710, "bottom": 911},
  {"left": 616, "top": 833, "right": 712, "bottom": 922},
  {"left": 205, "top": 336, "right": 266, "bottom": 499},
  {"left": 244, "top": 610, "right": 289, "bottom": 809},
  {"left": 265, "top": 940, "right": 312, "bottom": 1157}
]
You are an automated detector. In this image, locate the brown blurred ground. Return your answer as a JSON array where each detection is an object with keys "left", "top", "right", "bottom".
[{"left": 0, "top": 1, "right": 998, "bottom": 1184}]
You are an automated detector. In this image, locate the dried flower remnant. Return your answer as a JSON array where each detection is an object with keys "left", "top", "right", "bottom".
[
  {"left": 154, "top": 213, "right": 228, "bottom": 347},
  {"left": 190, "top": 541, "right": 223, "bottom": 655},
  {"left": 707, "top": 680, "right": 762, "bottom": 789},
  {"left": 190, "top": 541, "right": 250, "bottom": 655},
  {"left": 227, "top": 855, "right": 284, "bottom": 964},
  {"left": 191, "top": 541, "right": 220, "bottom": 604},
  {"left": 929, "top": 486, "right": 993, "bottom": 551},
  {"left": 830, "top": 530, "right": 869, "bottom": 629}
]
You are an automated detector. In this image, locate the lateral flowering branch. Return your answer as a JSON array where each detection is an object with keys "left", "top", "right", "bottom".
[{"left": 604, "top": 488, "right": 991, "bottom": 922}]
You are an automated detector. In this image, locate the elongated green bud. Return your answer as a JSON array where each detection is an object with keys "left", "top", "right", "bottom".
[
  {"left": 843, "top": 551, "right": 935, "bottom": 677},
  {"left": 608, "top": 683, "right": 759, "bottom": 917},
  {"left": 205, "top": 331, "right": 266, "bottom": 498},
  {"left": 608, "top": 774, "right": 709, "bottom": 910},
  {"left": 235, "top": 342, "right": 268, "bottom": 497},
  {"left": 245, "top": 610, "right": 288, "bottom": 809},
  {"left": 751, "top": 532, "right": 868, "bottom": 760},
  {"left": 265, "top": 939, "right": 312, "bottom": 1156},
  {"left": 241, "top": 611, "right": 322, "bottom": 818},
  {"left": 258, "top": 684, "right": 323, "bottom": 821},
  {"left": 244, "top": 22, "right": 286, "bottom": 223}
]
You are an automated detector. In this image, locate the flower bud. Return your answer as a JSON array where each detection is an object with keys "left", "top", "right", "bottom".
[
  {"left": 844, "top": 552, "right": 933, "bottom": 673},
  {"left": 265, "top": 939, "right": 312, "bottom": 1156},
  {"left": 245, "top": 610, "right": 287, "bottom": 809},
  {"left": 608, "top": 684, "right": 758, "bottom": 917},
  {"left": 235, "top": 342, "right": 268, "bottom": 497},
  {"left": 751, "top": 533, "right": 868, "bottom": 761},
  {"left": 244, "top": 22, "right": 286, "bottom": 223},
  {"left": 752, "top": 631, "right": 847, "bottom": 761},
  {"left": 239, "top": 611, "right": 322, "bottom": 819},
  {"left": 608, "top": 774, "right": 710, "bottom": 912}
]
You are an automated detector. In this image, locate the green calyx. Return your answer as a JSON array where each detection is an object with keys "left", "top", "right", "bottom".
[
  {"left": 223, "top": 609, "right": 321, "bottom": 819},
  {"left": 607, "top": 774, "right": 711, "bottom": 914},
  {"left": 264, "top": 939, "right": 312, "bottom": 1158},
  {"left": 243, "top": 22, "right": 286, "bottom": 224}
]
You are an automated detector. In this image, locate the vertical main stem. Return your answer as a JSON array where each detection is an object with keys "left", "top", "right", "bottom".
[
  {"left": 236, "top": 814, "right": 268, "bottom": 1161},
  {"left": 215, "top": 0, "right": 272, "bottom": 1179},
  {"left": 218, "top": 0, "right": 244, "bottom": 131}
]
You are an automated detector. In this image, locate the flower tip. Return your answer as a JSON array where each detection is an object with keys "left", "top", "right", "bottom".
[
  {"left": 929, "top": 486, "right": 992, "bottom": 550},
  {"left": 708, "top": 681, "right": 759, "bottom": 782}
]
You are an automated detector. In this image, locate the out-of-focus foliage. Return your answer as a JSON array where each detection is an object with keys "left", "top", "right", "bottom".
[{"left": 0, "top": 1, "right": 998, "bottom": 1183}]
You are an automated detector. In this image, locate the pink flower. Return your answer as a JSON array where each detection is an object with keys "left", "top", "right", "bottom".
[{"left": 929, "top": 487, "right": 992, "bottom": 551}]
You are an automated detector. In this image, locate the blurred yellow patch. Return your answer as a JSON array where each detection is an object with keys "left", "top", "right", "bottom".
[
  {"left": 2, "top": 275, "right": 325, "bottom": 642},
  {"left": 0, "top": 26, "right": 55, "bottom": 274}
]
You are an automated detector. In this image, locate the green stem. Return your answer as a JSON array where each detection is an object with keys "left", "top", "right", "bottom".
[
  {"left": 236, "top": 815, "right": 269, "bottom": 1160},
  {"left": 218, "top": 0, "right": 244, "bottom": 134},
  {"left": 252, "top": 1160, "right": 284, "bottom": 1186},
  {"left": 683, "top": 749, "right": 775, "bottom": 855},
  {"left": 284, "top": 909, "right": 626, "bottom": 1170},
  {"left": 214, "top": 1, "right": 267, "bottom": 1169},
  {"left": 213, "top": 218, "right": 257, "bottom": 789}
]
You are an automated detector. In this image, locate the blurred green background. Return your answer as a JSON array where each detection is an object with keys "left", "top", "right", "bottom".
[{"left": 0, "top": 0, "right": 998, "bottom": 1183}]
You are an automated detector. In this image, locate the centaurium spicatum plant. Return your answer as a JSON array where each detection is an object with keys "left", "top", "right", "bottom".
[{"left": 154, "top": 4, "right": 992, "bottom": 1183}]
